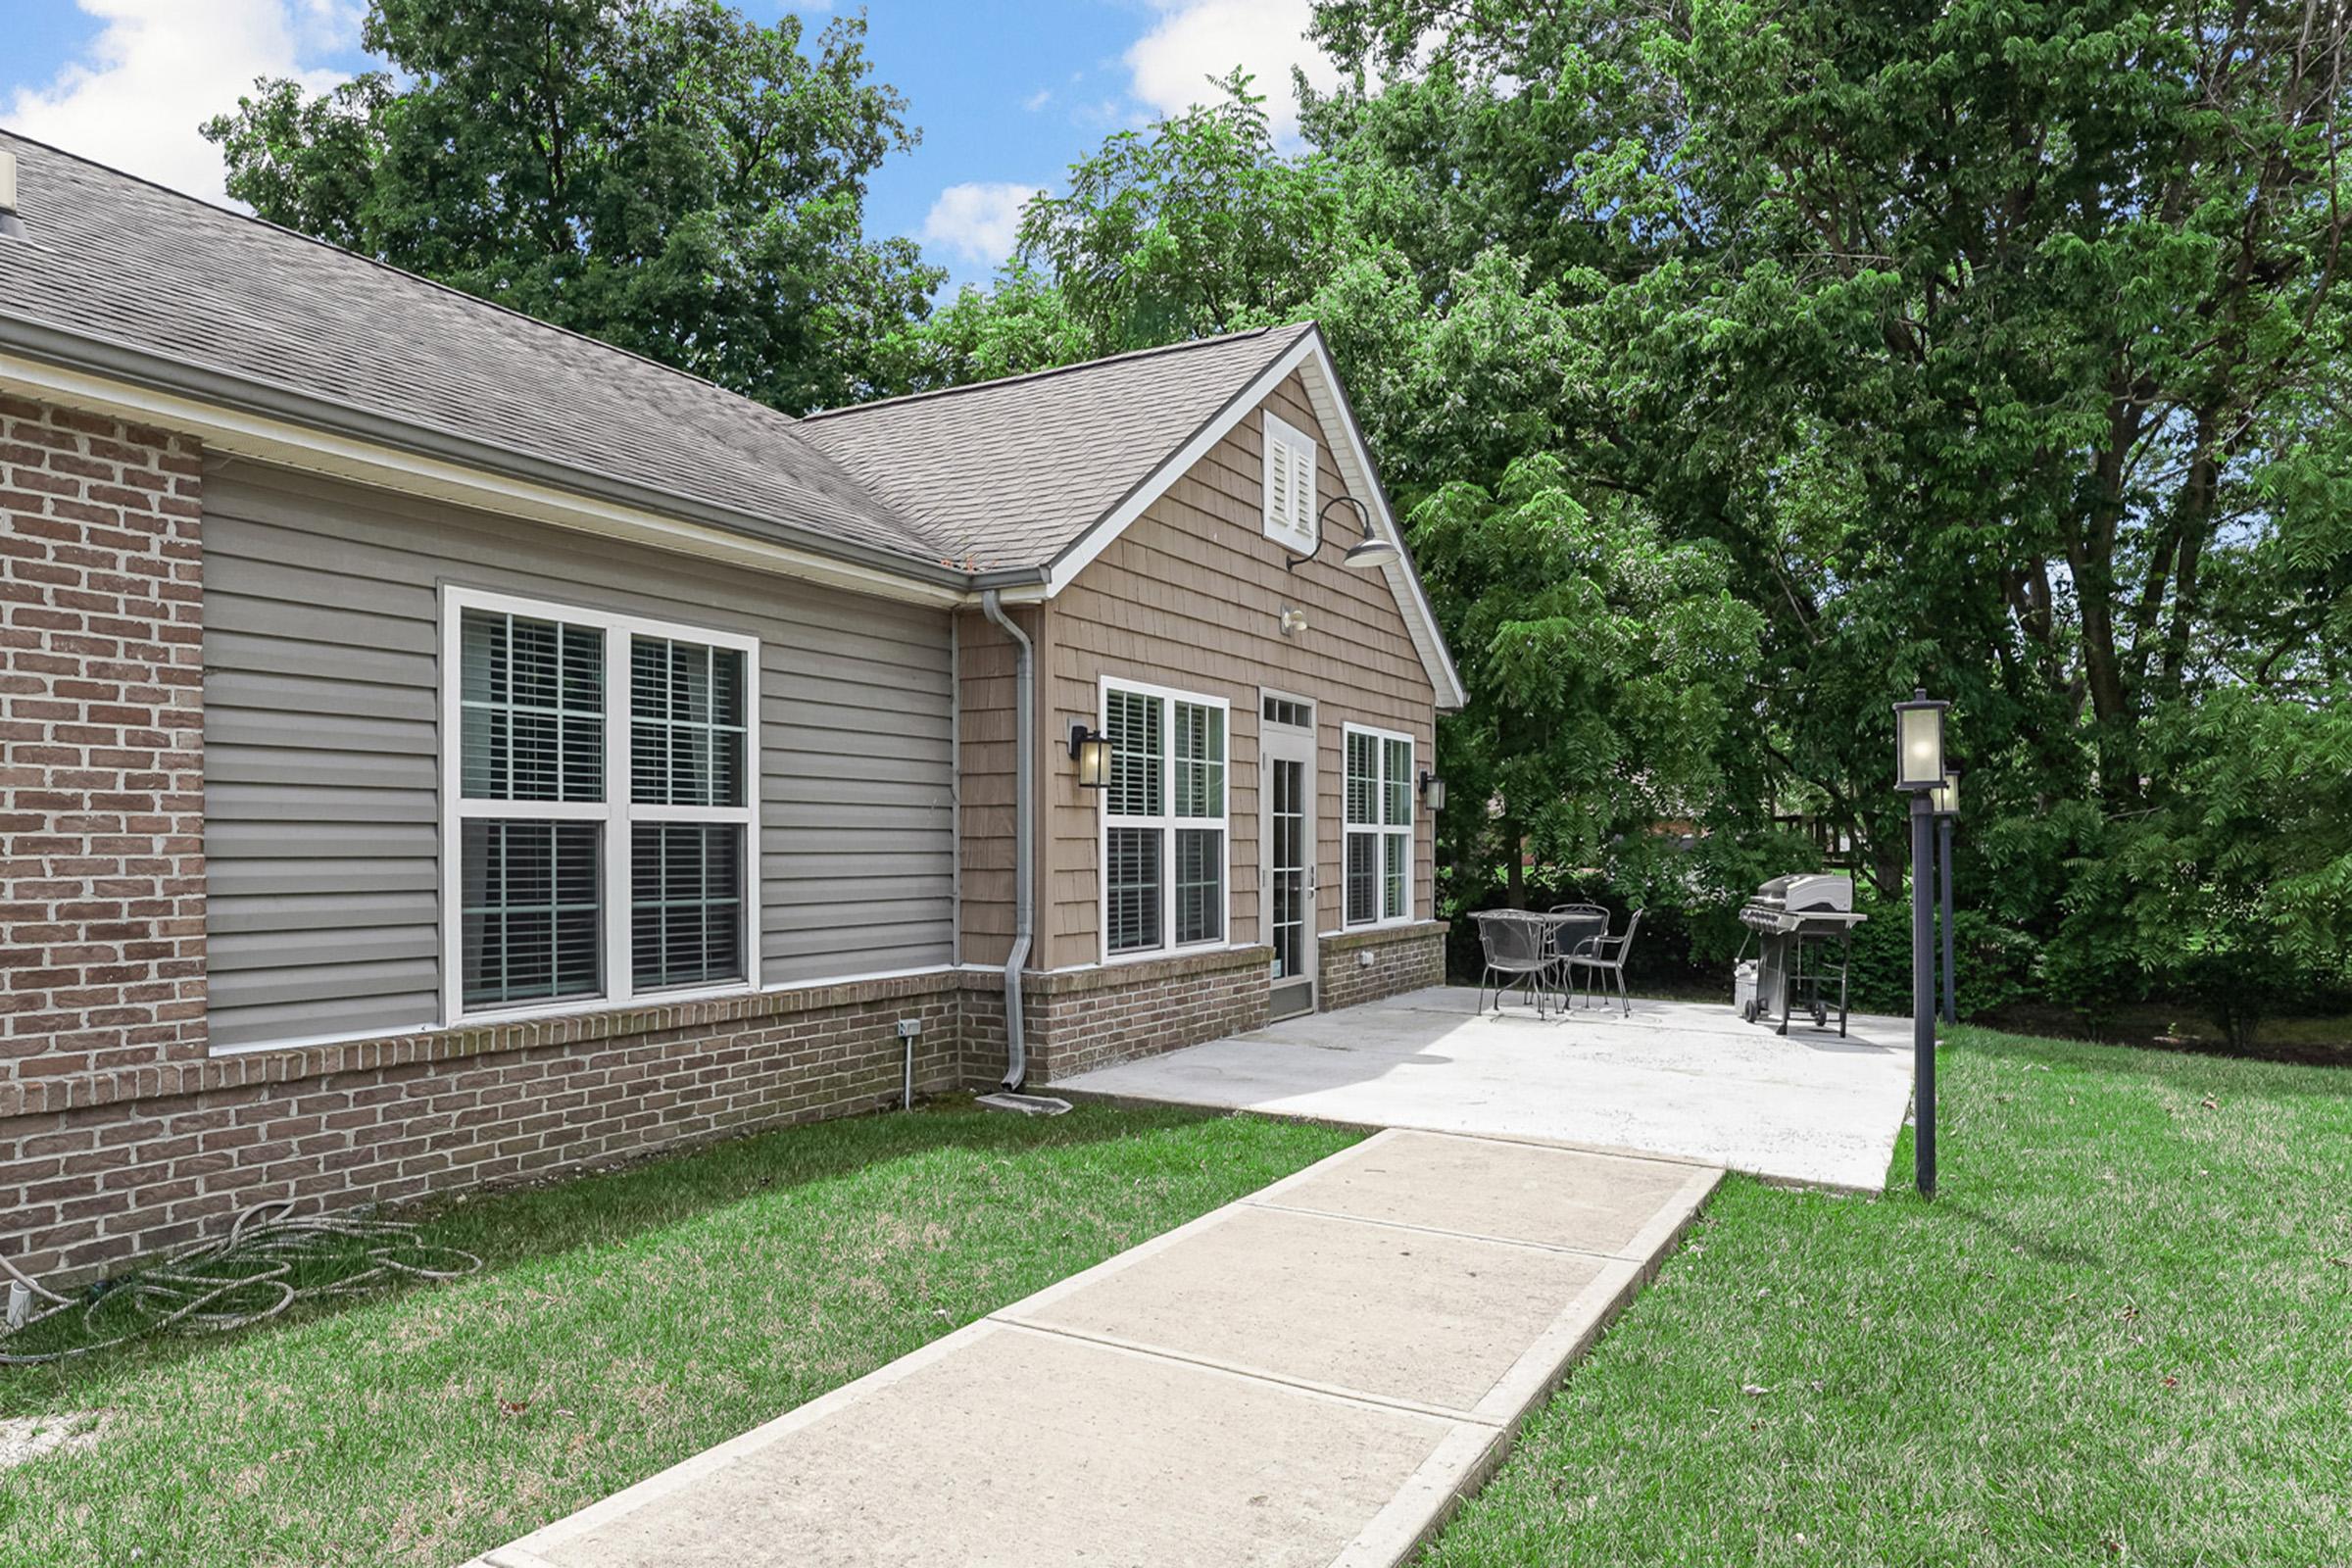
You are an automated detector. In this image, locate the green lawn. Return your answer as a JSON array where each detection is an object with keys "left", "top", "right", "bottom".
[
  {"left": 0, "top": 1102, "right": 1357, "bottom": 1568},
  {"left": 1420, "top": 1025, "right": 2352, "bottom": 1567}
]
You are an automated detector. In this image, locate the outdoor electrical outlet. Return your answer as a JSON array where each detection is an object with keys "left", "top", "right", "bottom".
[
  {"left": 1359, "top": 951, "right": 1375, "bottom": 968},
  {"left": 897, "top": 1018, "right": 920, "bottom": 1040}
]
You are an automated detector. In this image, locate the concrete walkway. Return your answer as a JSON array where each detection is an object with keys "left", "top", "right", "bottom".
[
  {"left": 1057, "top": 986, "right": 1915, "bottom": 1192},
  {"left": 465, "top": 1128, "right": 1719, "bottom": 1568}
]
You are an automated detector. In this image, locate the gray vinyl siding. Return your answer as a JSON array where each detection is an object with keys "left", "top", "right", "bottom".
[{"left": 201, "top": 464, "right": 956, "bottom": 1050}]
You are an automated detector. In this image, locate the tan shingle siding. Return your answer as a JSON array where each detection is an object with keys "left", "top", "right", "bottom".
[{"left": 1038, "top": 372, "right": 1439, "bottom": 969}]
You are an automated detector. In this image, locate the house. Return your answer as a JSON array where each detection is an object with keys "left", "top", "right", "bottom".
[{"left": 0, "top": 132, "right": 1463, "bottom": 1284}]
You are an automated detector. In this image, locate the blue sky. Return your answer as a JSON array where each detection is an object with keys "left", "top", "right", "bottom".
[{"left": 0, "top": 0, "right": 1337, "bottom": 293}]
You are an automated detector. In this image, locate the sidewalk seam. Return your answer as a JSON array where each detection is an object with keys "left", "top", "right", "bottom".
[
  {"left": 1241, "top": 1196, "right": 1660, "bottom": 1263},
  {"left": 986, "top": 1315, "right": 1505, "bottom": 1429}
]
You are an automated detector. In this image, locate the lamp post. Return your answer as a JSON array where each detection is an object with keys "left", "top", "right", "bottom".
[
  {"left": 1893, "top": 689, "right": 1948, "bottom": 1198},
  {"left": 1932, "top": 768, "right": 1959, "bottom": 1025}
]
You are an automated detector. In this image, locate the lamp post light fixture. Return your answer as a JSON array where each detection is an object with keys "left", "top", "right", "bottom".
[
  {"left": 1067, "top": 722, "right": 1109, "bottom": 790},
  {"left": 1281, "top": 494, "right": 1402, "bottom": 573},
  {"left": 1934, "top": 768, "right": 1959, "bottom": 1027},
  {"left": 1418, "top": 770, "right": 1446, "bottom": 812},
  {"left": 1892, "top": 688, "right": 1947, "bottom": 1199},
  {"left": 1894, "top": 689, "right": 1949, "bottom": 792}
]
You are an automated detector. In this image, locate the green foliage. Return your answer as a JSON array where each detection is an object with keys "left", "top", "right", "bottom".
[
  {"left": 1302, "top": 0, "right": 2352, "bottom": 1036},
  {"left": 1843, "top": 895, "right": 2043, "bottom": 1020},
  {"left": 202, "top": 0, "right": 939, "bottom": 413},
  {"left": 1409, "top": 454, "right": 1764, "bottom": 879},
  {"left": 1017, "top": 71, "right": 1348, "bottom": 353}
]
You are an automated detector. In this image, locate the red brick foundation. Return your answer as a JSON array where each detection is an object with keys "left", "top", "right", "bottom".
[
  {"left": 1002, "top": 947, "right": 1272, "bottom": 1084},
  {"left": 0, "top": 971, "right": 975, "bottom": 1286},
  {"left": 1, "top": 397, "right": 206, "bottom": 1083},
  {"left": 1317, "top": 922, "right": 1447, "bottom": 1013}
]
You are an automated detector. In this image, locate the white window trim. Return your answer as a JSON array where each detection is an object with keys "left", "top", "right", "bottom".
[
  {"left": 1262, "top": 412, "right": 1317, "bottom": 555},
  {"left": 438, "top": 584, "right": 762, "bottom": 1027},
  {"left": 1342, "top": 721, "right": 1414, "bottom": 930},
  {"left": 1098, "top": 675, "right": 1233, "bottom": 965}
]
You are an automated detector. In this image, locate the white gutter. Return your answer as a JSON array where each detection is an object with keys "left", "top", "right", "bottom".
[{"left": 978, "top": 590, "right": 1034, "bottom": 1090}]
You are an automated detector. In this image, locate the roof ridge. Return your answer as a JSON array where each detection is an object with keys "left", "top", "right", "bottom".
[
  {"left": 0, "top": 124, "right": 809, "bottom": 425},
  {"left": 803, "top": 321, "right": 1313, "bottom": 421}
]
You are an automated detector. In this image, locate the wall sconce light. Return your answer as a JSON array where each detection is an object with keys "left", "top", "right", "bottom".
[
  {"left": 1419, "top": 770, "right": 1446, "bottom": 811},
  {"left": 1067, "top": 721, "right": 1109, "bottom": 789}
]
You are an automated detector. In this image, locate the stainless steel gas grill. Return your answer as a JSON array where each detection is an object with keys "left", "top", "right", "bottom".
[{"left": 1738, "top": 874, "right": 1867, "bottom": 1036}]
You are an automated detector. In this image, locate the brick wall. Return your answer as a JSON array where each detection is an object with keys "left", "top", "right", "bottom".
[
  {"left": 1, "top": 397, "right": 205, "bottom": 1083},
  {"left": 0, "top": 971, "right": 973, "bottom": 1286},
  {"left": 1318, "top": 922, "right": 1447, "bottom": 1014},
  {"left": 1013, "top": 946, "right": 1272, "bottom": 1083}
]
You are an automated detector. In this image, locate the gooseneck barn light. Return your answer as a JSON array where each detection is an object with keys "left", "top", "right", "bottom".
[{"left": 1283, "top": 495, "right": 1401, "bottom": 573}]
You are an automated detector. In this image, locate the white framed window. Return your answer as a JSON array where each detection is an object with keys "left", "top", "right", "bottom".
[
  {"left": 439, "top": 586, "right": 760, "bottom": 1024},
  {"left": 1344, "top": 723, "right": 1413, "bottom": 927},
  {"left": 1262, "top": 412, "right": 1317, "bottom": 554},
  {"left": 1100, "top": 677, "right": 1229, "bottom": 959}
]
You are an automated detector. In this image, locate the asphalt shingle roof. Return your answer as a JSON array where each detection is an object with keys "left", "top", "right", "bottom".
[
  {"left": 0, "top": 131, "right": 1321, "bottom": 583},
  {"left": 799, "top": 323, "right": 1314, "bottom": 570},
  {"left": 0, "top": 130, "right": 946, "bottom": 567}
]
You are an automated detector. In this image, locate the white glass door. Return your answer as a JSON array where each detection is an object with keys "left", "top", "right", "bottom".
[{"left": 1261, "top": 720, "right": 1317, "bottom": 1019}]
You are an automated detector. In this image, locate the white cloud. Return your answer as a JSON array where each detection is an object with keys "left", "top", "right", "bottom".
[
  {"left": 1122, "top": 0, "right": 1341, "bottom": 143},
  {"left": 5, "top": 0, "right": 363, "bottom": 206},
  {"left": 921, "top": 180, "right": 1044, "bottom": 268},
  {"left": 1023, "top": 87, "right": 1052, "bottom": 112}
]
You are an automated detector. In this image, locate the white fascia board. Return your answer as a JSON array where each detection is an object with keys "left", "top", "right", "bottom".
[
  {"left": 1038, "top": 329, "right": 1470, "bottom": 712},
  {"left": 1042, "top": 331, "right": 1322, "bottom": 596},
  {"left": 0, "top": 349, "right": 974, "bottom": 609},
  {"left": 1291, "top": 337, "right": 1470, "bottom": 712}
]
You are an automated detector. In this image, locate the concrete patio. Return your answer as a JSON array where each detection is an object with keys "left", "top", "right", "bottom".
[{"left": 1056, "top": 986, "right": 1916, "bottom": 1192}]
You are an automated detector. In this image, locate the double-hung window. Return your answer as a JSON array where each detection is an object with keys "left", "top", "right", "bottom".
[
  {"left": 443, "top": 588, "right": 760, "bottom": 1021},
  {"left": 1102, "top": 679, "right": 1228, "bottom": 957},
  {"left": 1344, "top": 724, "right": 1413, "bottom": 927}
]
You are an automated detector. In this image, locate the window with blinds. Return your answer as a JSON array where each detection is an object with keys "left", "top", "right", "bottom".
[
  {"left": 446, "top": 591, "right": 759, "bottom": 1022},
  {"left": 1344, "top": 723, "right": 1413, "bottom": 927},
  {"left": 460, "top": 819, "right": 601, "bottom": 1006},
  {"left": 1262, "top": 412, "right": 1317, "bottom": 554},
  {"left": 1102, "top": 681, "right": 1227, "bottom": 956}
]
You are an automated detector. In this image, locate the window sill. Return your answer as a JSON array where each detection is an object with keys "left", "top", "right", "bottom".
[
  {"left": 452, "top": 977, "right": 757, "bottom": 1030},
  {"left": 1102, "top": 938, "right": 1235, "bottom": 967}
]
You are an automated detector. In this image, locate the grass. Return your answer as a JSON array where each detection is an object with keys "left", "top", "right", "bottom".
[
  {"left": 0, "top": 1101, "right": 1358, "bottom": 1568},
  {"left": 1418, "top": 1025, "right": 2352, "bottom": 1567}
]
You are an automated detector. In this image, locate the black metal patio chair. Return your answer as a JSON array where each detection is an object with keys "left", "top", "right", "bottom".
[
  {"left": 1472, "top": 910, "right": 1554, "bottom": 1018},
  {"left": 1544, "top": 905, "right": 1610, "bottom": 1009},
  {"left": 1562, "top": 909, "right": 1645, "bottom": 1016}
]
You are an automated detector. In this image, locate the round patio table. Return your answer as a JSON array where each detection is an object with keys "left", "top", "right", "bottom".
[{"left": 1535, "top": 911, "right": 1609, "bottom": 1012}]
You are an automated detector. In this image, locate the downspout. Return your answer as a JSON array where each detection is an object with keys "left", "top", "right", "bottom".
[{"left": 979, "top": 590, "right": 1032, "bottom": 1091}]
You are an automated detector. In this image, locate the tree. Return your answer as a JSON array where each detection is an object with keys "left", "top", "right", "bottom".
[
  {"left": 1304, "top": 0, "right": 2352, "bottom": 1034},
  {"left": 1409, "top": 454, "right": 1764, "bottom": 904},
  {"left": 203, "top": 0, "right": 940, "bottom": 413}
]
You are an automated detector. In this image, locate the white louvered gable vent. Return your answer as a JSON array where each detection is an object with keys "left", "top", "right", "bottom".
[{"left": 1262, "top": 412, "right": 1317, "bottom": 554}]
